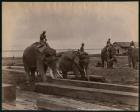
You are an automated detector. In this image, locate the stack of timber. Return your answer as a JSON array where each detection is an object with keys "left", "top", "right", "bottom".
[{"left": 35, "top": 78, "right": 138, "bottom": 107}]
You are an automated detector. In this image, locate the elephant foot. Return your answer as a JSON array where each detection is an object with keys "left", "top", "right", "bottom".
[
  {"left": 42, "top": 77, "right": 47, "bottom": 82},
  {"left": 36, "top": 76, "right": 42, "bottom": 82},
  {"left": 26, "top": 80, "right": 30, "bottom": 84},
  {"left": 42, "top": 80, "right": 46, "bottom": 82},
  {"left": 57, "top": 76, "right": 63, "bottom": 79},
  {"left": 62, "top": 75, "right": 67, "bottom": 79},
  {"left": 101, "top": 65, "right": 104, "bottom": 67},
  {"left": 133, "top": 67, "right": 137, "bottom": 70},
  {"left": 75, "top": 77, "right": 81, "bottom": 80},
  {"left": 81, "top": 77, "right": 88, "bottom": 81},
  {"left": 63, "top": 77, "right": 67, "bottom": 79},
  {"left": 85, "top": 77, "right": 90, "bottom": 81}
]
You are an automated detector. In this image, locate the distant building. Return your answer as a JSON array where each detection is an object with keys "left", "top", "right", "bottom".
[{"left": 113, "top": 42, "right": 138, "bottom": 55}]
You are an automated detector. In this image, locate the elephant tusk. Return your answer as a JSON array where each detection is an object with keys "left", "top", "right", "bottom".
[
  {"left": 84, "top": 68, "right": 89, "bottom": 81},
  {"left": 56, "top": 69, "right": 63, "bottom": 78},
  {"left": 49, "top": 68, "right": 55, "bottom": 79}
]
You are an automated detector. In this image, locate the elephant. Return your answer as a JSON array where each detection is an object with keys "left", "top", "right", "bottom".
[
  {"left": 56, "top": 51, "right": 89, "bottom": 80},
  {"left": 101, "top": 44, "right": 117, "bottom": 68},
  {"left": 23, "top": 42, "right": 62, "bottom": 83},
  {"left": 79, "top": 52, "right": 90, "bottom": 80},
  {"left": 128, "top": 46, "right": 138, "bottom": 69}
]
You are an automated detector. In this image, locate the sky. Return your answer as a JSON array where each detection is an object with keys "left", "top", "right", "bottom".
[{"left": 2, "top": 2, "right": 138, "bottom": 51}]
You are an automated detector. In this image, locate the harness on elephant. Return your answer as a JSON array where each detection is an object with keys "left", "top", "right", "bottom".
[
  {"left": 107, "top": 46, "right": 117, "bottom": 64},
  {"left": 105, "top": 46, "right": 110, "bottom": 62},
  {"left": 32, "top": 42, "right": 49, "bottom": 54}
]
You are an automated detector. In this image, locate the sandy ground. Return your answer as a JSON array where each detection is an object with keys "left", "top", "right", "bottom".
[{"left": 2, "top": 87, "right": 137, "bottom": 110}]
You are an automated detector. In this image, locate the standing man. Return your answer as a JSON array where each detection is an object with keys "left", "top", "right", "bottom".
[
  {"left": 128, "top": 41, "right": 136, "bottom": 69},
  {"left": 80, "top": 43, "right": 85, "bottom": 52},
  {"left": 106, "top": 38, "right": 113, "bottom": 68}
]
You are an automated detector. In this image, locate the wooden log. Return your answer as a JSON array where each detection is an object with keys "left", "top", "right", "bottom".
[
  {"left": 2, "top": 84, "right": 16, "bottom": 103},
  {"left": 46, "top": 78, "right": 138, "bottom": 93},
  {"left": 89, "top": 75, "right": 106, "bottom": 82},
  {"left": 19, "top": 83, "right": 36, "bottom": 91},
  {"left": 36, "top": 97, "right": 121, "bottom": 110},
  {"left": 35, "top": 83, "right": 138, "bottom": 106},
  {"left": 67, "top": 75, "right": 106, "bottom": 82},
  {"left": 37, "top": 99, "right": 77, "bottom": 110}
]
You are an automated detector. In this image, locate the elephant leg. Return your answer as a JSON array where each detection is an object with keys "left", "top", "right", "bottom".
[
  {"left": 132, "top": 56, "right": 136, "bottom": 69},
  {"left": 101, "top": 58, "right": 104, "bottom": 67},
  {"left": 85, "top": 66, "right": 89, "bottom": 81},
  {"left": 40, "top": 70, "right": 47, "bottom": 82},
  {"left": 109, "top": 58, "right": 114, "bottom": 69},
  {"left": 110, "top": 61, "right": 113, "bottom": 69},
  {"left": 80, "top": 66, "right": 86, "bottom": 80},
  {"left": 37, "top": 62, "right": 47, "bottom": 82},
  {"left": 107, "top": 61, "right": 111, "bottom": 69},
  {"left": 31, "top": 70, "right": 35, "bottom": 82},
  {"left": 48, "top": 67, "right": 56, "bottom": 79},
  {"left": 24, "top": 67, "right": 31, "bottom": 83},
  {"left": 128, "top": 56, "right": 132, "bottom": 67},
  {"left": 50, "top": 66, "right": 63, "bottom": 79},
  {"left": 36, "top": 71, "right": 42, "bottom": 82},
  {"left": 81, "top": 67, "right": 88, "bottom": 81},
  {"left": 106, "top": 61, "right": 109, "bottom": 68},
  {"left": 62, "top": 70, "right": 67, "bottom": 79},
  {"left": 72, "top": 64, "right": 81, "bottom": 80},
  {"left": 26, "top": 71, "right": 30, "bottom": 83},
  {"left": 102, "top": 61, "right": 104, "bottom": 67}
]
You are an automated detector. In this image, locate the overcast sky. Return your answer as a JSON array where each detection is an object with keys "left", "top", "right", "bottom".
[{"left": 2, "top": 2, "right": 138, "bottom": 50}]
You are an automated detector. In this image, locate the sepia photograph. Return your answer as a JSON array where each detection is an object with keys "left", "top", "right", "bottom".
[{"left": 2, "top": 2, "right": 139, "bottom": 110}]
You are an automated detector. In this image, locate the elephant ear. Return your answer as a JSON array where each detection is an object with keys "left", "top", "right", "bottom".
[
  {"left": 110, "top": 46, "right": 116, "bottom": 56},
  {"left": 43, "top": 47, "right": 56, "bottom": 57},
  {"left": 74, "top": 56, "right": 80, "bottom": 65}
]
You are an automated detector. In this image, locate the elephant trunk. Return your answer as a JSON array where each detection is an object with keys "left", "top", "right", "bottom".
[
  {"left": 48, "top": 60, "right": 63, "bottom": 79},
  {"left": 84, "top": 68, "right": 90, "bottom": 81}
]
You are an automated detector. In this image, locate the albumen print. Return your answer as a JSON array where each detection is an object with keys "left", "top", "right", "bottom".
[{"left": 2, "top": 2, "right": 139, "bottom": 110}]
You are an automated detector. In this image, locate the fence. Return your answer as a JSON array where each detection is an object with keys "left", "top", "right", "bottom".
[{"left": 2, "top": 49, "right": 101, "bottom": 57}]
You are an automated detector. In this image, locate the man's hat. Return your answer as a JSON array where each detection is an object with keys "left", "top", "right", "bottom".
[
  {"left": 130, "top": 41, "right": 134, "bottom": 46},
  {"left": 42, "top": 31, "right": 46, "bottom": 34}
]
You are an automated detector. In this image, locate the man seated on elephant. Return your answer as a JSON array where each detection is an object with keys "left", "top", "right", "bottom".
[
  {"left": 39, "top": 31, "right": 50, "bottom": 48},
  {"left": 80, "top": 43, "right": 85, "bottom": 52},
  {"left": 106, "top": 38, "right": 111, "bottom": 45},
  {"left": 106, "top": 38, "right": 112, "bottom": 50},
  {"left": 34, "top": 31, "right": 51, "bottom": 53}
]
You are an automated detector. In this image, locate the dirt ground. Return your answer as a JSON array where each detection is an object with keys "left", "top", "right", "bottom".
[
  {"left": 2, "top": 56, "right": 139, "bottom": 86},
  {"left": 87, "top": 56, "right": 139, "bottom": 86}
]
